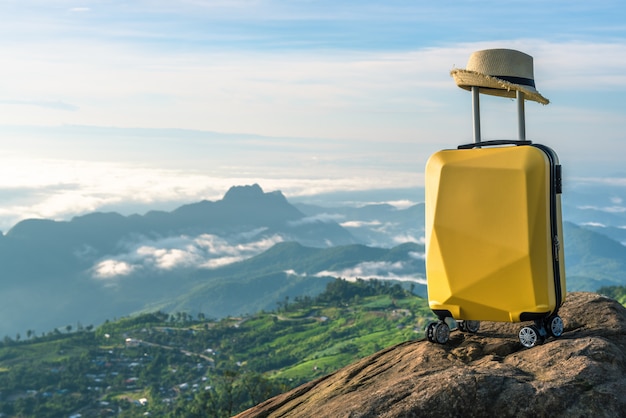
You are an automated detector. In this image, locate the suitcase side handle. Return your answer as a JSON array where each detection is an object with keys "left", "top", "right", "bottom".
[{"left": 458, "top": 140, "right": 532, "bottom": 149}]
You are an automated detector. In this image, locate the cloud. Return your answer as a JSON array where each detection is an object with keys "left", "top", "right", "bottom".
[
  {"left": 314, "top": 260, "right": 425, "bottom": 284},
  {"left": 534, "top": 41, "right": 626, "bottom": 90},
  {"left": 90, "top": 232, "right": 284, "bottom": 280},
  {"left": 93, "top": 260, "right": 136, "bottom": 279},
  {"left": 572, "top": 177, "right": 626, "bottom": 187},
  {"left": 341, "top": 220, "right": 382, "bottom": 228},
  {"left": 383, "top": 200, "right": 416, "bottom": 209},
  {"left": 577, "top": 205, "right": 626, "bottom": 214},
  {"left": 580, "top": 222, "right": 606, "bottom": 228},
  {"left": 136, "top": 246, "right": 200, "bottom": 270},
  {"left": 288, "top": 213, "right": 344, "bottom": 227},
  {"left": 392, "top": 233, "right": 425, "bottom": 246},
  {"left": 409, "top": 251, "right": 426, "bottom": 260}
]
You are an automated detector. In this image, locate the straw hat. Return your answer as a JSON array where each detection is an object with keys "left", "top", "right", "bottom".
[{"left": 450, "top": 48, "right": 549, "bottom": 105}]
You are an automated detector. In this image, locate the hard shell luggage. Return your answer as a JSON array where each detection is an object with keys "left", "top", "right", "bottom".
[
  {"left": 424, "top": 141, "right": 566, "bottom": 347},
  {"left": 424, "top": 50, "right": 566, "bottom": 348}
]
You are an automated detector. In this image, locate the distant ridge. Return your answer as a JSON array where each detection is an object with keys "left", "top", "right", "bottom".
[{"left": 5, "top": 184, "right": 350, "bottom": 247}]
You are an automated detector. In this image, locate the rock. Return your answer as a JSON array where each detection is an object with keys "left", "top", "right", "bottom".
[{"left": 235, "top": 292, "right": 626, "bottom": 418}]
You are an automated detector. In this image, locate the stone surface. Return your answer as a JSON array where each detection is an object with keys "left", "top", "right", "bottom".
[{"left": 235, "top": 292, "right": 626, "bottom": 418}]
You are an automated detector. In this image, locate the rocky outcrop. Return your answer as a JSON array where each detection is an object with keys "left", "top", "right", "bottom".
[{"left": 236, "top": 292, "right": 626, "bottom": 417}]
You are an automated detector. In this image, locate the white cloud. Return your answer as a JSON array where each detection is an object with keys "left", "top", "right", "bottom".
[
  {"left": 341, "top": 220, "right": 382, "bottom": 228},
  {"left": 392, "top": 233, "right": 425, "bottom": 246},
  {"left": 137, "top": 246, "right": 200, "bottom": 270},
  {"left": 572, "top": 177, "right": 626, "bottom": 187},
  {"left": 384, "top": 200, "right": 416, "bottom": 209},
  {"left": 313, "top": 260, "right": 425, "bottom": 284},
  {"left": 288, "top": 213, "right": 344, "bottom": 227},
  {"left": 201, "top": 256, "right": 247, "bottom": 269},
  {"left": 409, "top": 251, "right": 426, "bottom": 260},
  {"left": 93, "top": 259, "right": 136, "bottom": 279},
  {"left": 580, "top": 222, "right": 606, "bottom": 228},
  {"left": 577, "top": 205, "right": 626, "bottom": 214},
  {"left": 89, "top": 232, "right": 284, "bottom": 280},
  {"left": 534, "top": 41, "right": 626, "bottom": 90}
]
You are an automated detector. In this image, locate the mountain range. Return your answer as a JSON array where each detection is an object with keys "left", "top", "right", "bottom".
[{"left": 0, "top": 183, "right": 625, "bottom": 338}]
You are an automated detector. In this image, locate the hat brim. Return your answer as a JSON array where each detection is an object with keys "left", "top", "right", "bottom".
[{"left": 450, "top": 69, "right": 549, "bottom": 105}]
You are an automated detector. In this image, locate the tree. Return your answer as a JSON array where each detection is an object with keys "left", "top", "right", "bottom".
[
  {"left": 218, "top": 369, "right": 240, "bottom": 417},
  {"left": 240, "top": 372, "right": 281, "bottom": 407}
]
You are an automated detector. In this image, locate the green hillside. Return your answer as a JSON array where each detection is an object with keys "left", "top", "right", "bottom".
[
  {"left": 563, "top": 222, "right": 626, "bottom": 290},
  {"left": 597, "top": 285, "right": 626, "bottom": 305},
  {"left": 0, "top": 279, "right": 433, "bottom": 418},
  {"left": 148, "top": 241, "right": 426, "bottom": 320}
]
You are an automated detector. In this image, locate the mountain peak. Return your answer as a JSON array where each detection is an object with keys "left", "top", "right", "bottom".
[
  {"left": 223, "top": 184, "right": 266, "bottom": 201},
  {"left": 217, "top": 184, "right": 297, "bottom": 223},
  {"left": 236, "top": 291, "right": 626, "bottom": 417}
]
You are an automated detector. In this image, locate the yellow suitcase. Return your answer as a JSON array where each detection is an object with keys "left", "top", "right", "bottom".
[{"left": 425, "top": 140, "right": 566, "bottom": 348}]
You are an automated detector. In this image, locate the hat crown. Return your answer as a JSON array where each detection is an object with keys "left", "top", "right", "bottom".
[
  {"left": 450, "top": 47, "right": 548, "bottom": 104},
  {"left": 466, "top": 49, "right": 534, "bottom": 80}
]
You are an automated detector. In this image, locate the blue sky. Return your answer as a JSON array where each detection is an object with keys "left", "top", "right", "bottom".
[{"left": 0, "top": 0, "right": 625, "bottom": 231}]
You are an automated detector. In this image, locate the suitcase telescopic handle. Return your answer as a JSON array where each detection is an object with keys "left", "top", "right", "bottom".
[
  {"left": 472, "top": 86, "right": 527, "bottom": 143},
  {"left": 458, "top": 140, "right": 532, "bottom": 149}
]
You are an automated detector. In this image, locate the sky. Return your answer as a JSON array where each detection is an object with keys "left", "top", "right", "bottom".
[{"left": 0, "top": 0, "right": 625, "bottom": 232}]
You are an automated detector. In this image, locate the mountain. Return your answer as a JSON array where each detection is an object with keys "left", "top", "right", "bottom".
[
  {"left": 563, "top": 221, "right": 626, "bottom": 290},
  {"left": 5, "top": 184, "right": 355, "bottom": 252},
  {"left": 0, "top": 185, "right": 356, "bottom": 336},
  {"left": 0, "top": 185, "right": 427, "bottom": 337},
  {"left": 1, "top": 182, "right": 626, "bottom": 340},
  {"left": 561, "top": 179, "right": 626, "bottom": 245},
  {"left": 294, "top": 201, "right": 424, "bottom": 248},
  {"left": 236, "top": 291, "right": 626, "bottom": 417},
  {"left": 128, "top": 241, "right": 427, "bottom": 321}
]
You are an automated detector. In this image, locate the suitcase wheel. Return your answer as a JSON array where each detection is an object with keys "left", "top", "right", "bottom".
[
  {"left": 518, "top": 325, "right": 545, "bottom": 348},
  {"left": 458, "top": 320, "right": 480, "bottom": 333},
  {"left": 544, "top": 315, "right": 564, "bottom": 338},
  {"left": 426, "top": 321, "right": 450, "bottom": 344}
]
